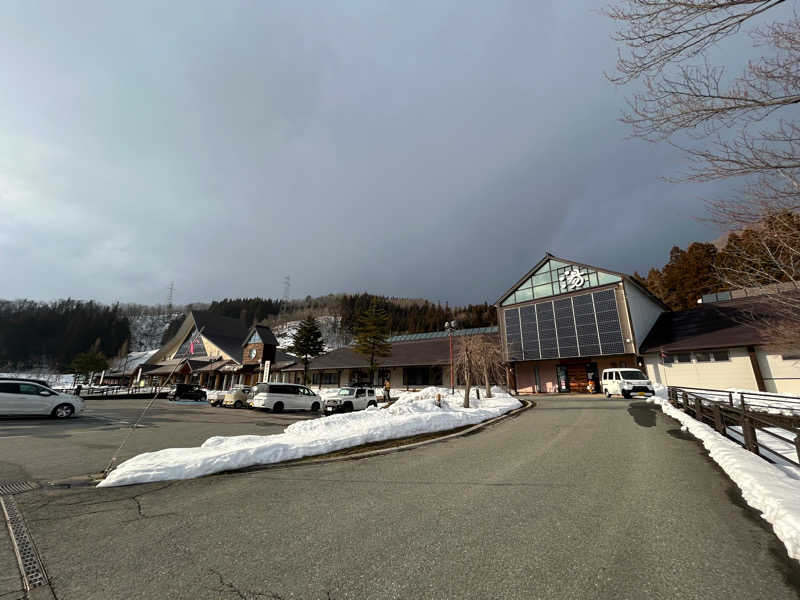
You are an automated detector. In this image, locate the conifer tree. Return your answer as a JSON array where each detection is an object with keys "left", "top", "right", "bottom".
[
  {"left": 353, "top": 300, "right": 391, "bottom": 386},
  {"left": 290, "top": 315, "right": 325, "bottom": 384}
]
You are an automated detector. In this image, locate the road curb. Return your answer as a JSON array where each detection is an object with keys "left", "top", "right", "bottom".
[{"left": 228, "top": 397, "right": 534, "bottom": 475}]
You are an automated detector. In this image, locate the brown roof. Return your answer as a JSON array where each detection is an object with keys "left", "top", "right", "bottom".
[
  {"left": 146, "top": 359, "right": 210, "bottom": 376},
  {"left": 195, "top": 358, "right": 234, "bottom": 373},
  {"left": 639, "top": 298, "right": 769, "bottom": 353},
  {"left": 283, "top": 335, "right": 499, "bottom": 372}
]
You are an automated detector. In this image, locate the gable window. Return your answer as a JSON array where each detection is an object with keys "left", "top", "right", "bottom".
[{"left": 501, "top": 259, "right": 622, "bottom": 306}]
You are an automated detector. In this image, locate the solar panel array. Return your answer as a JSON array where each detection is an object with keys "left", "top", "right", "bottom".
[
  {"left": 503, "top": 289, "right": 626, "bottom": 360},
  {"left": 387, "top": 326, "right": 499, "bottom": 343}
]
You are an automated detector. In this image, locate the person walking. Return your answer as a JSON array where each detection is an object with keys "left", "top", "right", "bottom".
[{"left": 383, "top": 378, "right": 391, "bottom": 402}]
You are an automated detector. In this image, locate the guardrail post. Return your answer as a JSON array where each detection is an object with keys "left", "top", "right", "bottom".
[
  {"left": 712, "top": 404, "right": 725, "bottom": 434},
  {"left": 795, "top": 435, "right": 800, "bottom": 464},
  {"left": 742, "top": 417, "right": 760, "bottom": 456},
  {"left": 694, "top": 395, "right": 703, "bottom": 421}
]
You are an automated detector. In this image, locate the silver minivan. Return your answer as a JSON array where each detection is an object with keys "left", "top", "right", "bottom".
[{"left": 251, "top": 383, "right": 321, "bottom": 412}]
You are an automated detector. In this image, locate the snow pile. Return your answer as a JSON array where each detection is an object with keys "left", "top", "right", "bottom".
[
  {"left": 650, "top": 385, "right": 800, "bottom": 560},
  {"left": 98, "top": 386, "right": 521, "bottom": 488}
]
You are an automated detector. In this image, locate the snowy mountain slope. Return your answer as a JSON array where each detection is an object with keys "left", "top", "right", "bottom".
[
  {"left": 128, "top": 313, "right": 181, "bottom": 352},
  {"left": 271, "top": 315, "right": 350, "bottom": 351}
]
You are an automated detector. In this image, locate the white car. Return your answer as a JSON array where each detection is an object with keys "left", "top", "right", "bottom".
[
  {"left": 601, "top": 368, "right": 654, "bottom": 399},
  {"left": 324, "top": 387, "right": 379, "bottom": 414},
  {"left": 251, "top": 383, "right": 321, "bottom": 412},
  {"left": 0, "top": 379, "right": 84, "bottom": 418}
]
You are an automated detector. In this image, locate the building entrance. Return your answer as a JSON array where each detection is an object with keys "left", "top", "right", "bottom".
[{"left": 556, "top": 366, "right": 569, "bottom": 393}]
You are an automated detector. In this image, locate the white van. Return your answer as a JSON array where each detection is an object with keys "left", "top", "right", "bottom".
[
  {"left": 601, "top": 368, "right": 654, "bottom": 399},
  {"left": 251, "top": 383, "right": 321, "bottom": 412}
]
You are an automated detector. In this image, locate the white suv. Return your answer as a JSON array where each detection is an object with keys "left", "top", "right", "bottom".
[
  {"left": 0, "top": 379, "right": 84, "bottom": 418},
  {"left": 251, "top": 383, "right": 321, "bottom": 412},
  {"left": 323, "top": 387, "right": 378, "bottom": 414},
  {"left": 601, "top": 368, "right": 654, "bottom": 399}
]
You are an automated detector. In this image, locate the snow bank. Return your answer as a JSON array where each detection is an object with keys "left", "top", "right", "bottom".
[
  {"left": 650, "top": 385, "right": 800, "bottom": 561},
  {"left": 98, "top": 386, "right": 521, "bottom": 488}
]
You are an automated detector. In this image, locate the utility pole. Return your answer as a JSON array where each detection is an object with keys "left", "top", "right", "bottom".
[{"left": 279, "top": 275, "right": 291, "bottom": 316}]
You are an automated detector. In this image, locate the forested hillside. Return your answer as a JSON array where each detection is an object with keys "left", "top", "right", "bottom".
[
  {"left": 637, "top": 217, "right": 800, "bottom": 310},
  {"left": 0, "top": 299, "right": 130, "bottom": 371},
  {"left": 205, "top": 293, "right": 497, "bottom": 337}
]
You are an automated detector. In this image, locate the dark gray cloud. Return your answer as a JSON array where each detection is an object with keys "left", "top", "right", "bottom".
[{"left": 0, "top": 1, "right": 725, "bottom": 307}]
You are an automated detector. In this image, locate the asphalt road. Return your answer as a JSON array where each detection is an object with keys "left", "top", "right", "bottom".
[
  {"left": 0, "top": 399, "right": 316, "bottom": 482},
  {"left": 4, "top": 395, "right": 800, "bottom": 599}
]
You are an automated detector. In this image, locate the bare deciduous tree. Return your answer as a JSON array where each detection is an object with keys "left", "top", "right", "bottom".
[
  {"left": 605, "top": 0, "right": 800, "bottom": 339},
  {"left": 455, "top": 336, "right": 483, "bottom": 408},
  {"left": 473, "top": 336, "right": 504, "bottom": 399}
]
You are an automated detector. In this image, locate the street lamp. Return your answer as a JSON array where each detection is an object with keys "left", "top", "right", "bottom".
[{"left": 445, "top": 320, "right": 457, "bottom": 394}]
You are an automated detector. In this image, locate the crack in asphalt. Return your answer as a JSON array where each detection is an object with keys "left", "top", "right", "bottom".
[{"left": 206, "top": 568, "right": 284, "bottom": 599}]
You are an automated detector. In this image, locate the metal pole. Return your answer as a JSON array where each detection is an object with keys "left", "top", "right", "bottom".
[{"left": 449, "top": 329, "right": 454, "bottom": 394}]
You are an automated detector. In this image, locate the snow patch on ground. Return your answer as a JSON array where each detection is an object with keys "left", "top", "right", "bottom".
[
  {"left": 651, "top": 384, "right": 800, "bottom": 561},
  {"left": 98, "top": 386, "right": 521, "bottom": 488}
]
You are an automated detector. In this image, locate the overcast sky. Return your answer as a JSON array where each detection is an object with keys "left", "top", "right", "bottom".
[{"left": 0, "top": 1, "right": 728, "bottom": 307}]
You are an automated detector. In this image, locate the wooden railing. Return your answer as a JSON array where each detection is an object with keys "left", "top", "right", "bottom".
[{"left": 667, "top": 386, "right": 800, "bottom": 467}]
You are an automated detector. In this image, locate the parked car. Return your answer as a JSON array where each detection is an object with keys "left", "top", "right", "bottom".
[
  {"left": 324, "top": 387, "right": 378, "bottom": 414},
  {"left": 222, "top": 385, "right": 252, "bottom": 409},
  {"left": 601, "top": 368, "right": 654, "bottom": 399},
  {"left": 0, "top": 378, "right": 84, "bottom": 418},
  {"left": 208, "top": 390, "right": 226, "bottom": 407},
  {"left": 167, "top": 383, "right": 207, "bottom": 402},
  {"left": 251, "top": 383, "right": 321, "bottom": 412}
]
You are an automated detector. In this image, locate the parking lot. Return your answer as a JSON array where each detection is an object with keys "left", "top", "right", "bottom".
[{"left": 0, "top": 399, "right": 319, "bottom": 483}]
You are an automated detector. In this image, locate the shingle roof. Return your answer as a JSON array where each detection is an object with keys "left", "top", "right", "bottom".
[
  {"left": 639, "top": 298, "right": 768, "bottom": 353},
  {"left": 192, "top": 311, "right": 250, "bottom": 360},
  {"left": 272, "top": 349, "right": 300, "bottom": 370}
]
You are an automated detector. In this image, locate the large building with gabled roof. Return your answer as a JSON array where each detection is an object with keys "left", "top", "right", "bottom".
[
  {"left": 495, "top": 254, "right": 667, "bottom": 393},
  {"left": 140, "top": 311, "right": 288, "bottom": 389}
]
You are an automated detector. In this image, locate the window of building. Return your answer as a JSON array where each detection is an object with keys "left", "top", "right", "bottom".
[
  {"left": 321, "top": 372, "right": 338, "bottom": 385},
  {"left": 311, "top": 373, "right": 320, "bottom": 384},
  {"left": 694, "top": 352, "right": 710, "bottom": 362},
  {"left": 661, "top": 354, "right": 674, "bottom": 365},
  {"left": 712, "top": 350, "right": 730, "bottom": 362},
  {"left": 676, "top": 353, "right": 691, "bottom": 363},
  {"left": 782, "top": 354, "right": 800, "bottom": 361},
  {"left": 501, "top": 260, "right": 622, "bottom": 306},
  {"left": 404, "top": 367, "right": 431, "bottom": 386}
]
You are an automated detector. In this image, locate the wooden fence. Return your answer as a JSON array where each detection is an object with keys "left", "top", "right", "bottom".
[{"left": 667, "top": 386, "right": 800, "bottom": 467}]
